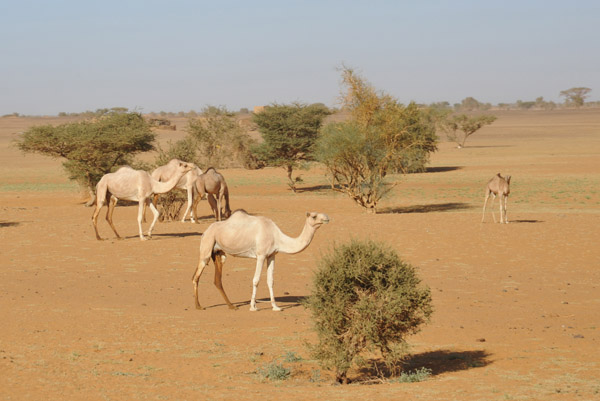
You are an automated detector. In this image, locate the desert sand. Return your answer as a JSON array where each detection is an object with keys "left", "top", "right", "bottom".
[{"left": 1, "top": 109, "right": 599, "bottom": 400}]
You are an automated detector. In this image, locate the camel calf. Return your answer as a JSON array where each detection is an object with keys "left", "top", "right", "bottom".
[{"left": 482, "top": 173, "right": 511, "bottom": 224}]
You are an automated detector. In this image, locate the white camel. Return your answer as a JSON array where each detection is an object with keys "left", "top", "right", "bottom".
[
  {"left": 92, "top": 161, "right": 193, "bottom": 241},
  {"left": 150, "top": 159, "right": 204, "bottom": 222},
  {"left": 192, "top": 210, "right": 330, "bottom": 311},
  {"left": 191, "top": 167, "right": 231, "bottom": 221},
  {"left": 482, "top": 173, "right": 511, "bottom": 224}
]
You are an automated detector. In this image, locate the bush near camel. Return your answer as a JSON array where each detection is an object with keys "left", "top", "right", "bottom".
[{"left": 304, "top": 239, "right": 433, "bottom": 384}]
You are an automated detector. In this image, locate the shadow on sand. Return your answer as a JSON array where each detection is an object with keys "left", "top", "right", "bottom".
[
  {"left": 0, "top": 221, "right": 20, "bottom": 228},
  {"left": 424, "top": 166, "right": 462, "bottom": 173},
  {"left": 380, "top": 202, "right": 472, "bottom": 214},
  {"left": 201, "top": 295, "right": 307, "bottom": 311},
  {"left": 355, "top": 349, "right": 492, "bottom": 383}
]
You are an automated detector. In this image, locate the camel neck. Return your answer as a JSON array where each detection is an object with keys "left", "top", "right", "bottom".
[
  {"left": 152, "top": 172, "right": 182, "bottom": 194},
  {"left": 278, "top": 221, "right": 316, "bottom": 254}
]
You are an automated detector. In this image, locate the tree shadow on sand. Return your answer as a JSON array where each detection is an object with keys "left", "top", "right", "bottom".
[
  {"left": 355, "top": 349, "right": 492, "bottom": 383},
  {"left": 380, "top": 202, "right": 472, "bottom": 214},
  {"left": 424, "top": 166, "right": 462, "bottom": 173},
  {"left": 295, "top": 184, "right": 332, "bottom": 193},
  {"left": 0, "top": 221, "right": 20, "bottom": 228}
]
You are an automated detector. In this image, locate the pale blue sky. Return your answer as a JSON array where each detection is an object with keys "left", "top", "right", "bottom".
[{"left": 1, "top": 0, "right": 598, "bottom": 115}]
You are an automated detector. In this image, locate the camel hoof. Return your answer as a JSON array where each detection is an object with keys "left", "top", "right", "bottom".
[
  {"left": 249, "top": 306, "right": 258, "bottom": 312},
  {"left": 272, "top": 306, "right": 282, "bottom": 312},
  {"left": 228, "top": 305, "right": 238, "bottom": 310},
  {"left": 195, "top": 305, "right": 205, "bottom": 310}
]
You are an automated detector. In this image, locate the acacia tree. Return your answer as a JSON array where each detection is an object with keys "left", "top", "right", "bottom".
[
  {"left": 315, "top": 67, "right": 437, "bottom": 212},
  {"left": 559, "top": 87, "right": 591, "bottom": 108},
  {"left": 16, "top": 111, "right": 155, "bottom": 203},
  {"left": 439, "top": 113, "right": 497, "bottom": 148},
  {"left": 186, "top": 106, "right": 256, "bottom": 168},
  {"left": 252, "top": 102, "right": 331, "bottom": 192}
]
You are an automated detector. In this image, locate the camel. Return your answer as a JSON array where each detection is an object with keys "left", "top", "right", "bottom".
[
  {"left": 92, "top": 161, "right": 193, "bottom": 241},
  {"left": 192, "top": 210, "right": 330, "bottom": 311},
  {"left": 482, "top": 173, "right": 511, "bottom": 224},
  {"left": 191, "top": 167, "right": 232, "bottom": 221},
  {"left": 149, "top": 159, "right": 204, "bottom": 223}
]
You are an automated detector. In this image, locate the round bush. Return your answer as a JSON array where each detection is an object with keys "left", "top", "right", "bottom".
[{"left": 305, "top": 239, "right": 433, "bottom": 383}]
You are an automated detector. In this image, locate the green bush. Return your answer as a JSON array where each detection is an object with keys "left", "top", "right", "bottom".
[
  {"left": 304, "top": 240, "right": 433, "bottom": 384},
  {"left": 257, "top": 361, "right": 291, "bottom": 381}
]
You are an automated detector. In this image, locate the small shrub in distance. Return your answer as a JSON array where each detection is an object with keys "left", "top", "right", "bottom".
[
  {"left": 392, "top": 367, "right": 432, "bottom": 383},
  {"left": 257, "top": 361, "right": 291, "bottom": 381},
  {"left": 304, "top": 239, "right": 433, "bottom": 384}
]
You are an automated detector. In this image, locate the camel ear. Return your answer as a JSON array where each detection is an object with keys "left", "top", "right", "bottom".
[{"left": 306, "top": 212, "right": 310, "bottom": 217}]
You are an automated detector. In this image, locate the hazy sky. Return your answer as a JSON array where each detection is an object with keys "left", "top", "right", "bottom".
[{"left": 1, "top": 0, "right": 598, "bottom": 116}]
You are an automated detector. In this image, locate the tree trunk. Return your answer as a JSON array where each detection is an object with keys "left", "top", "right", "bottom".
[{"left": 286, "top": 165, "right": 296, "bottom": 192}]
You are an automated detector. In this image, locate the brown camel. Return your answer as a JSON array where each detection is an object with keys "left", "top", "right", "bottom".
[
  {"left": 192, "top": 210, "right": 330, "bottom": 311},
  {"left": 482, "top": 173, "right": 511, "bottom": 224},
  {"left": 92, "top": 161, "right": 193, "bottom": 240},
  {"left": 149, "top": 159, "right": 203, "bottom": 223},
  {"left": 192, "top": 167, "right": 232, "bottom": 221}
]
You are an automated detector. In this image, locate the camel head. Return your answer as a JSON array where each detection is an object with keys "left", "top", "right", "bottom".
[
  {"left": 306, "top": 212, "right": 330, "bottom": 229},
  {"left": 177, "top": 161, "right": 195, "bottom": 174}
]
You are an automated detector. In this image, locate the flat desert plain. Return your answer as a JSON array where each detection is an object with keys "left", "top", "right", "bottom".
[{"left": 1, "top": 109, "right": 599, "bottom": 400}]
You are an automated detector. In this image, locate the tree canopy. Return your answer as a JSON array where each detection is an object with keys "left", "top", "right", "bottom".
[
  {"left": 16, "top": 110, "right": 155, "bottom": 201},
  {"left": 559, "top": 87, "right": 591, "bottom": 108},
  {"left": 252, "top": 102, "right": 331, "bottom": 191},
  {"left": 316, "top": 67, "right": 438, "bottom": 212},
  {"left": 439, "top": 113, "right": 497, "bottom": 148}
]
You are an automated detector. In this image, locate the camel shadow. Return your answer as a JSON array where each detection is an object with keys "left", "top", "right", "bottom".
[
  {"left": 204, "top": 295, "right": 307, "bottom": 311},
  {"left": 0, "top": 221, "right": 20, "bottom": 228},
  {"left": 381, "top": 202, "right": 472, "bottom": 214},
  {"left": 510, "top": 219, "right": 543, "bottom": 224},
  {"left": 153, "top": 231, "right": 202, "bottom": 238},
  {"left": 112, "top": 231, "right": 201, "bottom": 241},
  {"left": 356, "top": 349, "right": 491, "bottom": 382}
]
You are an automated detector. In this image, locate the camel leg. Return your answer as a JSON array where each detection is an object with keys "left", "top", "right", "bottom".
[
  {"left": 106, "top": 196, "right": 121, "bottom": 239},
  {"left": 498, "top": 194, "right": 504, "bottom": 224},
  {"left": 250, "top": 256, "right": 266, "bottom": 311},
  {"left": 181, "top": 187, "right": 194, "bottom": 223},
  {"left": 266, "top": 255, "right": 281, "bottom": 311},
  {"left": 482, "top": 192, "right": 490, "bottom": 222},
  {"left": 207, "top": 194, "right": 219, "bottom": 221},
  {"left": 490, "top": 193, "right": 497, "bottom": 223},
  {"left": 502, "top": 195, "right": 509, "bottom": 224},
  {"left": 192, "top": 256, "right": 210, "bottom": 310},
  {"left": 146, "top": 199, "right": 160, "bottom": 239},
  {"left": 91, "top": 198, "right": 105, "bottom": 240},
  {"left": 212, "top": 252, "right": 236, "bottom": 309},
  {"left": 190, "top": 187, "right": 199, "bottom": 223}
]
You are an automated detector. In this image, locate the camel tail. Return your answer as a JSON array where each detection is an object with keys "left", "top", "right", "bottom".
[{"left": 85, "top": 196, "right": 96, "bottom": 207}]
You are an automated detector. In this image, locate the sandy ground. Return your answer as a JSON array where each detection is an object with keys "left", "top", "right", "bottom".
[{"left": 1, "top": 109, "right": 599, "bottom": 400}]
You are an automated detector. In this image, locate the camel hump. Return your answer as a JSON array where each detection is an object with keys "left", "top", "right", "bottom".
[{"left": 231, "top": 208, "right": 249, "bottom": 216}]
